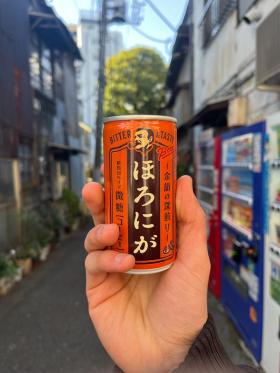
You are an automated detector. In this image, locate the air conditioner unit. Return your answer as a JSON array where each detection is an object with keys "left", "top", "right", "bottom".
[{"left": 256, "top": 4, "right": 280, "bottom": 91}]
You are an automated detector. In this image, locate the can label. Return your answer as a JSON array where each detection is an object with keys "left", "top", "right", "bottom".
[{"left": 104, "top": 119, "right": 177, "bottom": 271}]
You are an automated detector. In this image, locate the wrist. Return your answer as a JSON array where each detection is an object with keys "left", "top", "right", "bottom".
[
  {"left": 183, "top": 314, "right": 234, "bottom": 372},
  {"left": 156, "top": 317, "right": 208, "bottom": 373}
]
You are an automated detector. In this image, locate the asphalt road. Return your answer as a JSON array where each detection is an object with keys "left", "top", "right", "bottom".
[
  {"left": 0, "top": 227, "right": 257, "bottom": 373},
  {"left": 0, "top": 228, "right": 115, "bottom": 373}
]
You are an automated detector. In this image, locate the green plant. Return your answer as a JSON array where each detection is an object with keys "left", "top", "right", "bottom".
[
  {"left": 0, "top": 255, "right": 18, "bottom": 278},
  {"left": 16, "top": 245, "right": 39, "bottom": 260},
  {"left": 20, "top": 210, "right": 52, "bottom": 258},
  {"left": 36, "top": 221, "right": 53, "bottom": 247},
  {"left": 39, "top": 204, "right": 64, "bottom": 233},
  {"left": 61, "top": 189, "right": 81, "bottom": 227}
]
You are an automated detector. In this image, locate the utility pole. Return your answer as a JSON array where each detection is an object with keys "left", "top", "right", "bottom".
[
  {"left": 93, "top": 0, "right": 107, "bottom": 182},
  {"left": 93, "top": 0, "right": 143, "bottom": 181}
]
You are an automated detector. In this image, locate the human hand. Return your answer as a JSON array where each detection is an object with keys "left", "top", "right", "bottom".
[{"left": 82, "top": 176, "right": 210, "bottom": 373}]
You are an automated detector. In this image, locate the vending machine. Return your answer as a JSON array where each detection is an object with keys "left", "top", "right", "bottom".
[
  {"left": 195, "top": 128, "right": 222, "bottom": 299},
  {"left": 221, "top": 122, "right": 266, "bottom": 362},
  {"left": 262, "top": 112, "right": 280, "bottom": 373}
]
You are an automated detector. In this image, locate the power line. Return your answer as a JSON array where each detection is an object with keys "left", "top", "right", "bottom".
[
  {"left": 143, "top": 0, "right": 176, "bottom": 32},
  {"left": 132, "top": 25, "right": 171, "bottom": 44}
]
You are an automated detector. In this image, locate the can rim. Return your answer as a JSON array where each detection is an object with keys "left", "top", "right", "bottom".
[
  {"left": 126, "top": 263, "right": 173, "bottom": 275},
  {"left": 104, "top": 115, "right": 177, "bottom": 124}
]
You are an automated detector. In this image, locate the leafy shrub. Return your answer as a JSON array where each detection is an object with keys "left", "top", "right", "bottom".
[
  {"left": 0, "top": 255, "right": 18, "bottom": 278},
  {"left": 19, "top": 210, "right": 53, "bottom": 259},
  {"left": 61, "top": 189, "right": 81, "bottom": 227}
]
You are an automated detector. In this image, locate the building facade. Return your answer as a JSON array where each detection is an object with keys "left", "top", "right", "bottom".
[
  {"left": 167, "top": 0, "right": 280, "bottom": 130},
  {"left": 167, "top": 0, "right": 280, "bottom": 172},
  {"left": 193, "top": 0, "right": 280, "bottom": 123},
  {"left": 0, "top": 0, "right": 83, "bottom": 252},
  {"left": 166, "top": 2, "right": 194, "bottom": 178},
  {"left": 0, "top": 0, "right": 33, "bottom": 250}
]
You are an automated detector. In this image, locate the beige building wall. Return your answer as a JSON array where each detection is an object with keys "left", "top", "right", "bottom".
[{"left": 193, "top": 0, "right": 280, "bottom": 124}]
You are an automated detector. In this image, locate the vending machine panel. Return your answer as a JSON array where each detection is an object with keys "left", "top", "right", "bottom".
[
  {"left": 221, "top": 122, "right": 266, "bottom": 362},
  {"left": 195, "top": 129, "right": 222, "bottom": 298}
]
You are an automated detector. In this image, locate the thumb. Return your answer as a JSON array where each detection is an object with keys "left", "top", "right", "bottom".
[{"left": 176, "top": 176, "right": 210, "bottom": 273}]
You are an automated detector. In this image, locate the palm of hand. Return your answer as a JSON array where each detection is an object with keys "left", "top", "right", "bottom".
[{"left": 83, "top": 177, "right": 210, "bottom": 373}]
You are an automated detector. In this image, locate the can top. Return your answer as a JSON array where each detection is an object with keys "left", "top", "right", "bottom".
[{"left": 104, "top": 115, "right": 177, "bottom": 124}]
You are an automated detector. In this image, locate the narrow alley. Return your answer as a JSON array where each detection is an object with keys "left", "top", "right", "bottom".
[{"left": 0, "top": 228, "right": 256, "bottom": 373}]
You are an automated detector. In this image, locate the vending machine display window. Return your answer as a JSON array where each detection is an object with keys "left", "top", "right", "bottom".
[
  {"left": 221, "top": 122, "right": 265, "bottom": 362},
  {"left": 223, "top": 168, "right": 253, "bottom": 196},
  {"left": 222, "top": 197, "right": 253, "bottom": 239}
]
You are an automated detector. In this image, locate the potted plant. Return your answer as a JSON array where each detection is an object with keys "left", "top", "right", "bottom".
[
  {"left": 37, "top": 222, "right": 53, "bottom": 262},
  {"left": 30, "top": 211, "right": 53, "bottom": 262},
  {"left": 0, "top": 255, "right": 18, "bottom": 296},
  {"left": 18, "top": 210, "right": 43, "bottom": 269},
  {"left": 15, "top": 244, "right": 38, "bottom": 275}
]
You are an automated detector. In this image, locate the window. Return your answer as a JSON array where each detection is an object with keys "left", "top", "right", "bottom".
[
  {"left": 201, "top": 0, "right": 237, "bottom": 48},
  {"left": 19, "top": 143, "right": 33, "bottom": 187},
  {"left": 29, "top": 36, "right": 40, "bottom": 90},
  {"left": 29, "top": 36, "right": 54, "bottom": 99},
  {"left": 54, "top": 53, "right": 64, "bottom": 100},
  {"left": 41, "top": 44, "right": 53, "bottom": 98}
]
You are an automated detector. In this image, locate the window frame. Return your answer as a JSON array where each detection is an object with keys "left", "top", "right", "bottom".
[{"left": 200, "top": 0, "right": 237, "bottom": 48}]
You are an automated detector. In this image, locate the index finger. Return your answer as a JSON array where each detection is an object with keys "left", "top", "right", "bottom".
[{"left": 82, "top": 182, "right": 105, "bottom": 226}]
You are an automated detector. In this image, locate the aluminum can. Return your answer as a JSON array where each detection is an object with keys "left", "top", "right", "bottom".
[{"left": 103, "top": 115, "right": 177, "bottom": 274}]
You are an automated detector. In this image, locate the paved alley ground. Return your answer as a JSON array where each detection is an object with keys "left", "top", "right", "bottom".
[
  {"left": 0, "top": 228, "right": 259, "bottom": 373},
  {"left": 0, "top": 229, "right": 114, "bottom": 373}
]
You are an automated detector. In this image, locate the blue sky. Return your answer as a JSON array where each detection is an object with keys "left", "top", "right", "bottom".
[{"left": 50, "top": 0, "right": 188, "bottom": 62}]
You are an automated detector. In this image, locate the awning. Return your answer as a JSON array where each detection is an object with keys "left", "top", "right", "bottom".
[
  {"left": 180, "top": 99, "right": 229, "bottom": 129},
  {"left": 48, "top": 143, "right": 87, "bottom": 156},
  {"left": 166, "top": 25, "right": 190, "bottom": 91},
  {"left": 29, "top": 10, "right": 82, "bottom": 60}
]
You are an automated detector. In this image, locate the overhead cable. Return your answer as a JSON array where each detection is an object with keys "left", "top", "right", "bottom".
[
  {"left": 132, "top": 25, "right": 171, "bottom": 44},
  {"left": 143, "top": 0, "right": 176, "bottom": 32}
]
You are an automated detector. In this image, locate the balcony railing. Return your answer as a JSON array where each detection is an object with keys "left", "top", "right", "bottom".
[{"left": 200, "top": 0, "right": 237, "bottom": 48}]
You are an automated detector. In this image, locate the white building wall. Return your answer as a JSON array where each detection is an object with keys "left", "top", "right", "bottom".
[
  {"left": 76, "top": 15, "right": 123, "bottom": 174},
  {"left": 193, "top": 0, "right": 280, "bottom": 123}
]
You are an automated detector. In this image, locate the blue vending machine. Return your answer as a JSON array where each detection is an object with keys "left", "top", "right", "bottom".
[{"left": 221, "top": 122, "right": 266, "bottom": 361}]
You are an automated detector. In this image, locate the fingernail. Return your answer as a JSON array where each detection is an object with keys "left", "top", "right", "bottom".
[{"left": 114, "top": 253, "right": 128, "bottom": 265}]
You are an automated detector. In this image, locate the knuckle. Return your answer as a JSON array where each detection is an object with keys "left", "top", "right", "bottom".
[
  {"left": 85, "top": 253, "right": 98, "bottom": 273},
  {"left": 84, "top": 232, "right": 90, "bottom": 251},
  {"left": 84, "top": 228, "right": 96, "bottom": 251},
  {"left": 84, "top": 254, "right": 91, "bottom": 271}
]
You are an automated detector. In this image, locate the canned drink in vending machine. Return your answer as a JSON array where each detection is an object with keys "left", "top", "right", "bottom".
[{"left": 103, "top": 115, "right": 177, "bottom": 274}]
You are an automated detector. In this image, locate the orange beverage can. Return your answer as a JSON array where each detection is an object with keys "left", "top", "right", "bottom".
[{"left": 103, "top": 115, "right": 177, "bottom": 274}]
